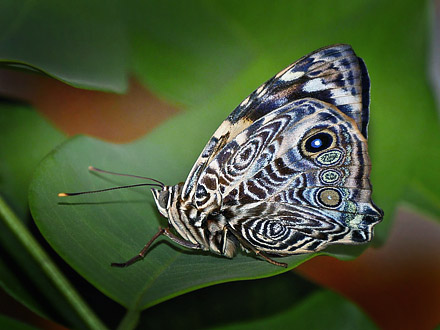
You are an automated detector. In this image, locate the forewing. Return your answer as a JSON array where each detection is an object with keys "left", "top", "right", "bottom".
[
  {"left": 229, "top": 44, "right": 370, "bottom": 138},
  {"left": 182, "top": 44, "right": 370, "bottom": 201}
]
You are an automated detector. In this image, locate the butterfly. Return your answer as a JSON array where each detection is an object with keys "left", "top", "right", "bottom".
[{"left": 60, "top": 44, "right": 383, "bottom": 268}]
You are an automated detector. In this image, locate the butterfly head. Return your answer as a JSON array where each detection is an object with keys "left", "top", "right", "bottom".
[{"left": 151, "top": 186, "right": 171, "bottom": 218}]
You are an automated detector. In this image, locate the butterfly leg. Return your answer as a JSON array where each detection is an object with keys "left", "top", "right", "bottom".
[
  {"left": 254, "top": 250, "right": 287, "bottom": 268},
  {"left": 111, "top": 227, "right": 200, "bottom": 267},
  {"left": 225, "top": 225, "right": 287, "bottom": 268},
  {"left": 162, "top": 227, "right": 201, "bottom": 249}
]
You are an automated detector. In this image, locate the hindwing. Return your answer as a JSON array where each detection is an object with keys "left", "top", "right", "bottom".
[
  {"left": 224, "top": 202, "right": 363, "bottom": 255},
  {"left": 190, "top": 98, "right": 382, "bottom": 254}
]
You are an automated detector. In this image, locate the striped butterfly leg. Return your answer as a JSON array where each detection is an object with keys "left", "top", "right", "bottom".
[
  {"left": 225, "top": 225, "right": 288, "bottom": 268},
  {"left": 111, "top": 227, "right": 201, "bottom": 267}
]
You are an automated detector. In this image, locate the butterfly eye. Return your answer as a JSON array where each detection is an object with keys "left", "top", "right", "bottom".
[
  {"left": 158, "top": 190, "right": 170, "bottom": 209},
  {"left": 304, "top": 132, "right": 333, "bottom": 153}
]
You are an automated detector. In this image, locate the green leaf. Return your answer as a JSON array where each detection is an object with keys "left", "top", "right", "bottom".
[
  {"left": 137, "top": 271, "right": 318, "bottom": 329},
  {"left": 0, "top": 0, "right": 128, "bottom": 92},
  {"left": 127, "top": 0, "right": 255, "bottom": 107},
  {"left": 135, "top": 272, "right": 376, "bottom": 329},
  {"left": 0, "top": 314, "right": 38, "bottom": 330},
  {"left": 209, "top": 290, "right": 377, "bottom": 330},
  {"left": 401, "top": 106, "right": 440, "bottom": 220},
  {"left": 0, "top": 105, "right": 89, "bottom": 328},
  {"left": 0, "top": 105, "right": 64, "bottom": 219},
  {"left": 0, "top": 195, "right": 108, "bottom": 330},
  {"left": 29, "top": 104, "right": 370, "bottom": 311}
]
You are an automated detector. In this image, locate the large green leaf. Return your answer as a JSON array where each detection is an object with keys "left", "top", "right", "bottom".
[
  {"left": 134, "top": 271, "right": 376, "bottom": 329},
  {"left": 127, "top": 0, "right": 255, "bottom": 107},
  {"left": 210, "top": 290, "right": 377, "bottom": 330},
  {"left": 137, "top": 271, "right": 318, "bottom": 329},
  {"left": 29, "top": 106, "right": 367, "bottom": 311},
  {"left": 0, "top": 0, "right": 128, "bottom": 92}
]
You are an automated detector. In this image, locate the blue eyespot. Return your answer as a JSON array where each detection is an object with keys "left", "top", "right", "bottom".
[
  {"left": 304, "top": 132, "right": 333, "bottom": 153},
  {"left": 311, "top": 138, "right": 323, "bottom": 148}
]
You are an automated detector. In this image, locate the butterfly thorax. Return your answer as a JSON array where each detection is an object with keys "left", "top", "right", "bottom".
[{"left": 151, "top": 184, "right": 238, "bottom": 258}]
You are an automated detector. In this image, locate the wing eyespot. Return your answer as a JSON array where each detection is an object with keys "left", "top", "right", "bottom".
[
  {"left": 300, "top": 128, "right": 337, "bottom": 158},
  {"left": 304, "top": 132, "right": 333, "bottom": 153},
  {"left": 316, "top": 188, "right": 342, "bottom": 208}
]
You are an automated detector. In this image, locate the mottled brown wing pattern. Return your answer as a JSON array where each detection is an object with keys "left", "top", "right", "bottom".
[{"left": 182, "top": 44, "right": 370, "bottom": 202}]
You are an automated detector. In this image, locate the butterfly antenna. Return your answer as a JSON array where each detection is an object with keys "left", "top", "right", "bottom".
[
  {"left": 58, "top": 183, "right": 163, "bottom": 197},
  {"left": 88, "top": 166, "right": 165, "bottom": 188},
  {"left": 58, "top": 166, "right": 165, "bottom": 197}
]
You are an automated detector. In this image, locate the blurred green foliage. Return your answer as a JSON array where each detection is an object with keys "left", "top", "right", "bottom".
[{"left": 0, "top": 0, "right": 438, "bottom": 329}]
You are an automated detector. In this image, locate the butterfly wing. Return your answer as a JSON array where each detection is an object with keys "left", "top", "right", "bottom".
[
  {"left": 192, "top": 98, "right": 383, "bottom": 254},
  {"left": 224, "top": 202, "right": 365, "bottom": 255},
  {"left": 182, "top": 44, "right": 370, "bottom": 201},
  {"left": 228, "top": 44, "right": 370, "bottom": 137}
]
